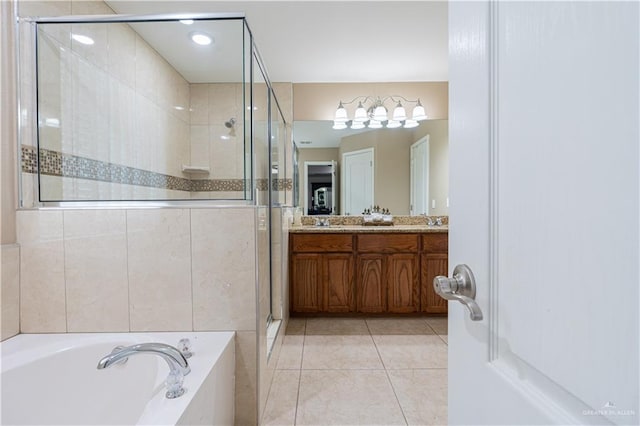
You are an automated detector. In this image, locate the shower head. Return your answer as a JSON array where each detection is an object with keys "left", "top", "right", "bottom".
[{"left": 221, "top": 118, "right": 237, "bottom": 140}]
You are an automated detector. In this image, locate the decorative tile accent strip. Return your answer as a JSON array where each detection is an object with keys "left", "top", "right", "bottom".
[
  {"left": 256, "top": 178, "right": 269, "bottom": 191},
  {"left": 272, "top": 178, "right": 293, "bottom": 191},
  {"left": 21, "top": 146, "right": 255, "bottom": 193},
  {"left": 21, "top": 146, "right": 38, "bottom": 174},
  {"left": 191, "top": 179, "right": 247, "bottom": 192}
]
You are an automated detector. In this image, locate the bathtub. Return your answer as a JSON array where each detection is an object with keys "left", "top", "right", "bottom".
[{"left": 1, "top": 331, "right": 235, "bottom": 425}]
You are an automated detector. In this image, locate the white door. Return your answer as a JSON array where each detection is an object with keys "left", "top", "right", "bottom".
[
  {"left": 330, "top": 160, "right": 337, "bottom": 214},
  {"left": 410, "top": 136, "right": 430, "bottom": 215},
  {"left": 448, "top": 2, "right": 638, "bottom": 425},
  {"left": 342, "top": 148, "right": 374, "bottom": 215}
]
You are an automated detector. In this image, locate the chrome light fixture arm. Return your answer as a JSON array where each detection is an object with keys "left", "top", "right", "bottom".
[{"left": 333, "top": 95, "right": 427, "bottom": 129}]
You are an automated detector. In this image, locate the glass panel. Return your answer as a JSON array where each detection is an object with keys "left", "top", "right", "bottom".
[
  {"left": 34, "top": 18, "right": 249, "bottom": 202},
  {"left": 243, "top": 21, "right": 252, "bottom": 200},
  {"left": 252, "top": 47, "right": 274, "bottom": 357}
]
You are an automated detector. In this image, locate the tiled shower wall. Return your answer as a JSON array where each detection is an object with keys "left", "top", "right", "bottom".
[
  {"left": 15, "top": 207, "right": 260, "bottom": 424},
  {"left": 19, "top": 1, "right": 253, "bottom": 204},
  {"left": 189, "top": 83, "right": 247, "bottom": 199},
  {"left": 20, "top": 0, "right": 191, "bottom": 203}
]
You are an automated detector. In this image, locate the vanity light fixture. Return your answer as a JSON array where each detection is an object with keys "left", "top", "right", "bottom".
[
  {"left": 190, "top": 31, "right": 213, "bottom": 46},
  {"left": 71, "top": 33, "right": 94, "bottom": 45},
  {"left": 333, "top": 95, "right": 428, "bottom": 130}
]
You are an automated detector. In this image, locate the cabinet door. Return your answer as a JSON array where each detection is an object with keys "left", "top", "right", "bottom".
[
  {"left": 387, "top": 253, "right": 419, "bottom": 313},
  {"left": 421, "top": 253, "right": 448, "bottom": 313},
  {"left": 291, "top": 254, "right": 322, "bottom": 313},
  {"left": 323, "top": 254, "right": 355, "bottom": 312},
  {"left": 356, "top": 254, "right": 386, "bottom": 313}
]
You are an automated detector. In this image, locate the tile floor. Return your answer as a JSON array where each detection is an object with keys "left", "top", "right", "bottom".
[{"left": 262, "top": 317, "right": 448, "bottom": 426}]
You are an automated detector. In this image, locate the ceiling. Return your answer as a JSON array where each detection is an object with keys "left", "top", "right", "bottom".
[{"left": 106, "top": 1, "right": 448, "bottom": 83}]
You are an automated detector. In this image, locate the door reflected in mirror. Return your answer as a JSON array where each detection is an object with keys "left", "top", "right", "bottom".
[{"left": 303, "top": 161, "right": 336, "bottom": 215}]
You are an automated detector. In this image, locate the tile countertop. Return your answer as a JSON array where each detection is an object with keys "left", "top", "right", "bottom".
[{"left": 289, "top": 225, "right": 449, "bottom": 234}]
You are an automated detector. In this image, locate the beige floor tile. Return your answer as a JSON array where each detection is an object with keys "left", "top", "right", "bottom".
[
  {"left": 297, "top": 370, "right": 406, "bottom": 426},
  {"left": 366, "top": 317, "right": 435, "bottom": 335},
  {"left": 373, "top": 335, "right": 448, "bottom": 369},
  {"left": 302, "top": 335, "right": 383, "bottom": 369},
  {"left": 388, "top": 369, "right": 447, "bottom": 426},
  {"left": 286, "top": 318, "right": 306, "bottom": 335},
  {"left": 305, "top": 317, "right": 369, "bottom": 335},
  {"left": 276, "top": 335, "right": 304, "bottom": 370},
  {"left": 262, "top": 370, "right": 300, "bottom": 426},
  {"left": 425, "top": 317, "right": 448, "bottom": 335}
]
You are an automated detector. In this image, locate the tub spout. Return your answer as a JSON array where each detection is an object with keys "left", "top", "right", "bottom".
[{"left": 97, "top": 342, "right": 191, "bottom": 398}]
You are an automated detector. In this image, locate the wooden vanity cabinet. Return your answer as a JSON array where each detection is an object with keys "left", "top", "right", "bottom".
[
  {"left": 421, "top": 233, "right": 449, "bottom": 314},
  {"left": 290, "top": 231, "right": 448, "bottom": 315},
  {"left": 290, "top": 234, "right": 355, "bottom": 313},
  {"left": 356, "top": 234, "right": 420, "bottom": 313}
]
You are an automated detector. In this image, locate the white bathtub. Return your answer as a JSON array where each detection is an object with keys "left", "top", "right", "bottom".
[{"left": 1, "top": 331, "right": 235, "bottom": 425}]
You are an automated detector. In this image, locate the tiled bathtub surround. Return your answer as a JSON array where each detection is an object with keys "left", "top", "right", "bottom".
[
  {"left": 16, "top": 207, "right": 260, "bottom": 423},
  {"left": 1, "top": 244, "right": 20, "bottom": 341}
]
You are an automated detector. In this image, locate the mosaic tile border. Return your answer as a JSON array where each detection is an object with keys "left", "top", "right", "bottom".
[
  {"left": 272, "top": 178, "right": 293, "bottom": 191},
  {"left": 21, "top": 146, "right": 292, "bottom": 193}
]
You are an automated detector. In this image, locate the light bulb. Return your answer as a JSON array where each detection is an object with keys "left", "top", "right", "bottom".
[
  {"left": 334, "top": 102, "right": 348, "bottom": 123},
  {"left": 372, "top": 105, "right": 388, "bottom": 122},
  {"left": 350, "top": 121, "right": 365, "bottom": 130},
  {"left": 412, "top": 100, "right": 427, "bottom": 121},
  {"left": 332, "top": 121, "right": 347, "bottom": 130},
  {"left": 386, "top": 120, "right": 402, "bottom": 129},
  {"left": 392, "top": 101, "right": 407, "bottom": 121},
  {"left": 353, "top": 102, "right": 368, "bottom": 122}
]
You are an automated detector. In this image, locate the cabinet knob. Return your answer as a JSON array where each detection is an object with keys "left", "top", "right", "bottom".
[{"left": 433, "top": 264, "right": 483, "bottom": 321}]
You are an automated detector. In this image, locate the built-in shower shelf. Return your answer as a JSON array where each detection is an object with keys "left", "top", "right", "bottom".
[{"left": 181, "top": 165, "right": 210, "bottom": 175}]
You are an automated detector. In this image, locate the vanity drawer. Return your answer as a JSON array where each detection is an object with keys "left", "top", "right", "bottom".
[
  {"left": 291, "top": 233, "right": 353, "bottom": 252},
  {"left": 422, "top": 233, "right": 448, "bottom": 253},
  {"left": 357, "top": 234, "right": 419, "bottom": 253}
]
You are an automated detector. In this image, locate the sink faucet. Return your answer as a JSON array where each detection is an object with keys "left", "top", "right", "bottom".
[
  {"left": 97, "top": 343, "right": 191, "bottom": 398},
  {"left": 315, "top": 217, "right": 330, "bottom": 226}
]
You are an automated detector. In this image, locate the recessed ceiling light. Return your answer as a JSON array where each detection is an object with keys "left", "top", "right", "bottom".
[
  {"left": 180, "top": 19, "right": 194, "bottom": 25},
  {"left": 299, "top": 140, "right": 312, "bottom": 145},
  {"left": 71, "top": 34, "right": 94, "bottom": 45},
  {"left": 190, "top": 32, "right": 213, "bottom": 46}
]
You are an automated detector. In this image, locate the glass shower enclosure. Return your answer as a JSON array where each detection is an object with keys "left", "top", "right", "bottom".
[{"left": 19, "top": 11, "right": 288, "bottom": 364}]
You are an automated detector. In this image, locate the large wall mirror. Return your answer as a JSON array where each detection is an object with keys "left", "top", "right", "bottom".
[{"left": 294, "top": 119, "right": 448, "bottom": 216}]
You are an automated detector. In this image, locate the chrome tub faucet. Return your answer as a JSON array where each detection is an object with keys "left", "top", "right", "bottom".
[{"left": 97, "top": 342, "right": 191, "bottom": 399}]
